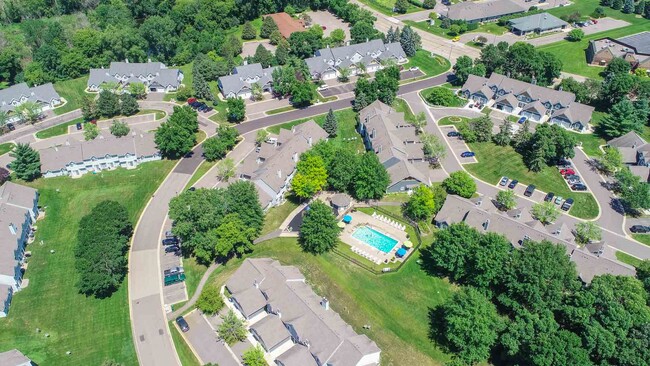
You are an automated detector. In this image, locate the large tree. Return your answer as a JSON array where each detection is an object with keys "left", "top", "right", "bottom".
[
  {"left": 224, "top": 181, "right": 264, "bottom": 236},
  {"left": 443, "top": 171, "right": 476, "bottom": 198},
  {"left": 154, "top": 106, "right": 198, "bottom": 158},
  {"left": 600, "top": 99, "right": 647, "bottom": 138},
  {"left": 428, "top": 222, "right": 481, "bottom": 280},
  {"left": 323, "top": 108, "right": 338, "bottom": 137},
  {"left": 404, "top": 185, "right": 436, "bottom": 220},
  {"left": 328, "top": 148, "right": 359, "bottom": 192},
  {"left": 226, "top": 97, "right": 246, "bottom": 123},
  {"left": 352, "top": 152, "right": 390, "bottom": 200},
  {"left": 260, "top": 16, "right": 279, "bottom": 38},
  {"left": 96, "top": 89, "right": 120, "bottom": 118},
  {"left": 299, "top": 201, "right": 339, "bottom": 254},
  {"left": 10, "top": 143, "right": 41, "bottom": 181},
  {"left": 292, "top": 154, "right": 328, "bottom": 199},
  {"left": 196, "top": 284, "right": 224, "bottom": 315},
  {"left": 120, "top": 93, "right": 139, "bottom": 116},
  {"left": 399, "top": 25, "right": 421, "bottom": 57},
  {"left": 531, "top": 201, "right": 559, "bottom": 224},
  {"left": 496, "top": 189, "right": 517, "bottom": 210},
  {"left": 218, "top": 310, "right": 247, "bottom": 345}
]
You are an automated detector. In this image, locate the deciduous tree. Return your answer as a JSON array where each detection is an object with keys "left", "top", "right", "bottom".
[
  {"left": 496, "top": 189, "right": 517, "bottom": 210},
  {"left": 97, "top": 89, "right": 120, "bottom": 117},
  {"left": 196, "top": 284, "right": 224, "bottom": 315},
  {"left": 574, "top": 221, "right": 602, "bottom": 244},
  {"left": 443, "top": 171, "right": 476, "bottom": 198},
  {"left": 531, "top": 201, "right": 559, "bottom": 224},
  {"left": 242, "top": 346, "right": 266, "bottom": 366},
  {"left": 293, "top": 154, "right": 328, "bottom": 199},
  {"left": 404, "top": 185, "right": 436, "bottom": 220},
  {"left": 83, "top": 122, "right": 100, "bottom": 140},
  {"left": 120, "top": 93, "right": 139, "bottom": 116},
  {"left": 353, "top": 152, "right": 390, "bottom": 200},
  {"left": 226, "top": 97, "right": 246, "bottom": 123},
  {"left": 299, "top": 200, "right": 339, "bottom": 254}
]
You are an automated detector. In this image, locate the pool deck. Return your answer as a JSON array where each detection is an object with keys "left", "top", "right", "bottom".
[{"left": 340, "top": 211, "right": 410, "bottom": 264}]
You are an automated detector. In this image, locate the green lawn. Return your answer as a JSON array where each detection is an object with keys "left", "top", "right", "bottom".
[
  {"left": 224, "top": 17, "right": 263, "bottom": 41},
  {"left": 463, "top": 142, "right": 599, "bottom": 219},
  {"left": 420, "top": 86, "right": 465, "bottom": 107},
  {"left": 404, "top": 49, "right": 451, "bottom": 77},
  {"left": 438, "top": 116, "right": 468, "bottom": 125},
  {"left": 267, "top": 108, "right": 364, "bottom": 152},
  {"left": 632, "top": 234, "right": 650, "bottom": 247},
  {"left": 184, "top": 160, "right": 218, "bottom": 190},
  {"left": 358, "top": 0, "right": 423, "bottom": 16},
  {"left": 261, "top": 199, "right": 300, "bottom": 235},
  {"left": 393, "top": 98, "right": 416, "bottom": 122},
  {"left": 0, "top": 142, "right": 14, "bottom": 156},
  {"left": 405, "top": 20, "right": 508, "bottom": 40},
  {"left": 53, "top": 76, "right": 90, "bottom": 115},
  {"left": 539, "top": 0, "right": 650, "bottom": 79},
  {"left": 203, "top": 237, "right": 454, "bottom": 365},
  {"left": 182, "top": 257, "right": 209, "bottom": 301},
  {"left": 170, "top": 321, "right": 201, "bottom": 366},
  {"left": 267, "top": 105, "right": 296, "bottom": 115},
  {"left": 616, "top": 251, "right": 643, "bottom": 267},
  {"left": 0, "top": 160, "right": 176, "bottom": 365},
  {"left": 34, "top": 117, "right": 84, "bottom": 139}
]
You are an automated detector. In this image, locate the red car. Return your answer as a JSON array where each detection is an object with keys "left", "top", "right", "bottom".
[
  {"left": 187, "top": 97, "right": 197, "bottom": 104},
  {"left": 560, "top": 168, "right": 575, "bottom": 176}
]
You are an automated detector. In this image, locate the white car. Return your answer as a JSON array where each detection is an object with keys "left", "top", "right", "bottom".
[
  {"left": 409, "top": 66, "right": 420, "bottom": 71},
  {"left": 317, "top": 85, "right": 329, "bottom": 91}
]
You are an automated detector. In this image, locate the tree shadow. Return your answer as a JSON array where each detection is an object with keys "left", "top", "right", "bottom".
[{"left": 427, "top": 305, "right": 449, "bottom": 347}]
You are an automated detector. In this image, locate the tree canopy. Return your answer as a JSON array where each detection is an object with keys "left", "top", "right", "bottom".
[
  {"left": 443, "top": 171, "right": 476, "bottom": 198},
  {"left": 10, "top": 143, "right": 41, "bottom": 181},
  {"left": 299, "top": 200, "right": 339, "bottom": 254}
]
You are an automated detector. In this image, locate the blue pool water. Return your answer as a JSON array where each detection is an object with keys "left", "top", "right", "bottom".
[{"left": 351, "top": 226, "right": 398, "bottom": 253}]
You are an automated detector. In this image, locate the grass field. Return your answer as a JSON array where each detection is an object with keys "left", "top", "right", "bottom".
[
  {"left": 192, "top": 237, "right": 454, "bottom": 365},
  {"left": 632, "top": 234, "right": 650, "bottom": 247},
  {"left": 182, "top": 257, "right": 209, "bottom": 301},
  {"left": 358, "top": 0, "right": 423, "bottom": 15},
  {"left": 438, "top": 116, "right": 469, "bottom": 125},
  {"left": 616, "top": 251, "right": 643, "bottom": 267},
  {"left": 464, "top": 142, "right": 599, "bottom": 219},
  {"left": 35, "top": 117, "right": 85, "bottom": 139},
  {"left": 184, "top": 160, "right": 218, "bottom": 190},
  {"left": 267, "top": 108, "right": 365, "bottom": 152},
  {"left": 261, "top": 199, "right": 300, "bottom": 235},
  {"left": 539, "top": 0, "right": 650, "bottom": 79},
  {"left": 0, "top": 160, "right": 176, "bottom": 365},
  {"left": 404, "top": 50, "right": 451, "bottom": 77},
  {"left": 405, "top": 20, "right": 508, "bottom": 40},
  {"left": 0, "top": 142, "right": 14, "bottom": 156},
  {"left": 393, "top": 98, "right": 416, "bottom": 122},
  {"left": 53, "top": 76, "right": 90, "bottom": 115},
  {"left": 170, "top": 321, "right": 201, "bottom": 366}
]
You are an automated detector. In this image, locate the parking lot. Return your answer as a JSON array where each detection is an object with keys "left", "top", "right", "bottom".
[
  {"left": 161, "top": 220, "right": 187, "bottom": 306},
  {"left": 179, "top": 310, "right": 239, "bottom": 366},
  {"left": 439, "top": 125, "right": 478, "bottom": 164}
]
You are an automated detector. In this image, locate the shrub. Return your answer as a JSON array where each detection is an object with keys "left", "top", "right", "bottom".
[
  {"left": 196, "top": 285, "right": 225, "bottom": 315},
  {"left": 424, "top": 87, "right": 461, "bottom": 106},
  {"left": 443, "top": 171, "right": 476, "bottom": 198}
]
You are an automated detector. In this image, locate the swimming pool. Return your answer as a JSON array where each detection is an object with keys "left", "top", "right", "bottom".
[{"left": 351, "top": 226, "right": 398, "bottom": 253}]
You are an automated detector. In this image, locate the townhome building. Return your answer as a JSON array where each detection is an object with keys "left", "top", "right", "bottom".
[
  {"left": 225, "top": 258, "right": 381, "bottom": 366},
  {"left": 0, "top": 349, "right": 33, "bottom": 365},
  {"left": 40, "top": 130, "right": 161, "bottom": 178},
  {"left": 442, "top": 0, "right": 525, "bottom": 23},
  {"left": 358, "top": 100, "right": 431, "bottom": 192},
  {"left": 587, "top": 32, "right": 650, "bottom": 69},
  {"left": 236, "top": 120, "right": 328, "bottom": 209},
  {"left": 606, "top": 131, "right": 650, "bottom": 181},
  {"left": 87, "top": 62, "right": 184, "bottom": 93},
  {"left": 435, "top": 195, "right": 636, "bottom": 284},
  {"left": 461, "top": 73, "right": 594, "bottom": 131},
  {"left": 0, "top": 83, "right": 62, "bottom": 124},
  {"left": 305, "top": 39, "right": 407, "bottom": 81},
  {"left": 218, "top": 63, "right": 277, "bottom": 99},
  {"left": 0, "top": 182, "right": 39, "bottom": 318}
]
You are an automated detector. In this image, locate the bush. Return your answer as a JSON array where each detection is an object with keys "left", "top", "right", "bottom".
[
  {"left": 567, "top": 29, "right": 584, "bottom": 42},
  {"left": 196, "top": 285, "right": 225, "bottom": 315},
  {"left": 110, "top": 120, "right": 130, "bottom": 137},
  {"left": 443, "top": 171, "right": 476, "bottom": 198},
  {"left": 424, "top": 87, "right": 462, "bottom": 106}
]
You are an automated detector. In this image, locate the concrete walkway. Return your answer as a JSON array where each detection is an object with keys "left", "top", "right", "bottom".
[{"left": 168, "top": 262, "right": 220, "bottom": 320}]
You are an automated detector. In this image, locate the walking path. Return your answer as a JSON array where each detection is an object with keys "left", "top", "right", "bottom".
[{"left": 167, "top": 263, "right": 220, "bottom": 320}]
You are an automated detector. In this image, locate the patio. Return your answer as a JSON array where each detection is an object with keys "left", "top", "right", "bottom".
[{"left": 339, "top": 210, "right": 412, "bottom": 265}]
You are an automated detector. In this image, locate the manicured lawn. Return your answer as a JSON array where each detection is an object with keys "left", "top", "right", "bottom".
[
  {"left": 224, "top": 17, "right": 263, "bottom": 41},
  {"left": 438, "top": 116, "right": 468, "bottom": 125},
  {"left": 539, "top": 0, "right": 650, "bottom": 79},
  {"left": 632, "top": 234, "right": 650, "bottom": 247},
  {"left": 34, "top": 117, "right": 84, "bottom": 139},
  {"left": 464, "top": 142, "right": 599, "bottom": 219},
  {"left": 182, "top": 257, "right": 209, "bottom": 301},
  {"left": 0, "top": 160, "right": 176, "bottom": 366},
  {"left": 405, "top": 20, "right": 508, "bottom": 40},
  {"left": 0, "top": 142, "right": 14, "bottom": 156},
  {"left": 358, "top": 0, "right": 422, "bottom": 16},
  {"left": 616, "top": 251, "right": 642, "bottom": 267},
  {"left": 404, "top": 50, "right": 451, "bottom": 77},
  {"left": 420, "top": 86, "right": 465, "bottom": 107},
  {"left": 205, "top": 237, "right": 454, "bottom": 365},
  {"left": 261, "top": 199, "right": 300, "bottom": 235},
  {"left": 573, "top": 132, "right": 605, "bottom": 157},
  {"left": 267, "top": 105, "right": 296, "bottom": 115},
  {"left": 170, "top": 321, "right": 201, "bottom": 366},
  {"left": 184, "top": 160, "right": 218, "bottom": 190},
  {"left": 393, "top": 98, "right": 416, "bottom": 122},
  {"left": 267, "top": 108, "right": 364, "bottom": 152},
  {"left": 53, "top": 76, "right": 90, "bottom": 115}
]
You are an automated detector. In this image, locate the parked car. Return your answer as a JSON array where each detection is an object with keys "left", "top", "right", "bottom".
[
  {"left": 557, "top": 159, "right": 572, "bottom": 167},
  {"left": 76, "top": 122, "right": 82, "bottom": 130},
  {"left": 560, "top": 168, "right": 575, "bottom": 176},
  {"left": 561, "top": 198, "right": 574, "bottom": 211},
  {"left": 165, "top": 272, "right": 186, "bottom": 286},
  {"left": 165, "top": 245, "right": 180, "bottom": 253},
  {"left": 461, "top": 151, "right": 475, "bottom": 158},
  {"left": 572, "top": 183, "right": 587, "bottom": 191},
  {"left": 554, "top": 196, "right": 563, "bottom": 205},
  {"left": 499, "top": 177, "right": 509, "bottom": 186},
  {"left": 176, "top": 316, "right": 190, "bottom": 332},
  {"left": 544, "top": 192, "right": 555, "bottom": 202},
  {"left": 568, "top": 177, "right": 582, "bottom": 185},
  {"left": 517, "top": 116, "right": 527, "bottom": 124},
  {"left": 564, "top": 174, "right": 579, "bottom": 181},
  {"left": 204, "top": 106, "right": 213, "bottom": 112},
  {"left": 452, "top": 36, "right": 460, "bottom": 42},
  {"left": 524, "top": 184, "right": 536, "bottom": 197},
  {"left": 165, "top": 230, "right": 175, "bottom": 238},
  {"left": 447, "top": 131, "right": 460, "bottom": 137},
  {"left": 164, "top": 266, "right": 185, "bottom": 276},
  {"left": 409, "top": 66, "right": 419, "bottom": 71},
  {"left": 187, "top": 97, "right": 197, "bottom": 104},
  {"left": 630, "top": 225, "right": 650, "bottom": 233},
  {"left": 162, "top": 237, "right": 179, "bottom": 246},
  {"left": 508, "top": 180, "right": 518, "bottom": 189},
  {"left": 6, "top": 123, "right": 15, "bottom": 131}
]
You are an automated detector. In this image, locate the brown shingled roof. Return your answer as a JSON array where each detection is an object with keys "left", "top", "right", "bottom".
[{"left": 266, "top": 13, "right": 305, "bottom": 39}]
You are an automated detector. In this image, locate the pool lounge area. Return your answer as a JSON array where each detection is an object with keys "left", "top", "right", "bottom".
[{"left": 339, "top": 210, "right": 412, "bottom": 265}]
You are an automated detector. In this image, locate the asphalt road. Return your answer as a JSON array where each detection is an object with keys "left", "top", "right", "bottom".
[{"left": 0, "top": 109, "right": 82, "bottom": 144}]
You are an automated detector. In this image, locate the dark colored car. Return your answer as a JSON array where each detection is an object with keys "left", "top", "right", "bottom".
[
  {"left": 176, "top": 316, "right": 189, "bottom": 332},
  {"left": 188, "top": 186, "right": 196, "bottom": 192},
  {"left": 524, "top": 184, "right": 536, "bottom": 197},
  {"left": 561, "top": 198, "right": 574, "bottom": 211},
  {"left": 461, "top": 151, "right": 475, "bottom": 158},
  {"left": 508, "top": 180, "right": 518, "bottom": 189},
  {"left": 447, "top": 131, "right": 460, "bottom": 137},
  {"left": 630, "top": 225, "right": 650, "bottom": 233},
  {"left": 204, "top": 106, "right": 213, "bottom": 112},
  {"left": 572, "top": 184, "right": 587, "bottom": 191},
  {"left": 165, "top": 245, "right": 180, "bottom": 253},
  {"left": 162, "top": 237, "right": 179, "bottom": 246},
  {"left": 76, "top": 122, "right": 83, "bottom": 130},
  {"left": 6, "top": 123, "right": 15, "bottom": 131},
  {"left": 544, "top": 192, "right": 555, "bottom": 202}
]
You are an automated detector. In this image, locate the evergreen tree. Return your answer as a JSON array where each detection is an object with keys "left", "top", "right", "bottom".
[
  {"left": 622, "top": 0, "right": 634, "bottom": 12},
  {"left": 253, "top": 44, "right": 273, "bottom": 68},
  {"left": 260, "top": 16, "right": 279, "bottom": 38},
  {"left": 612, "top": 0, "right": 623, "bottom": 9},
  {"left": 399, "top": 25, "right": 421, "bottom": 57},
  {"left": 646, "top": 1, "right": 650, "bottom": 18},
  {"left": 193, "top": 73, "right": 212, "bottom": 101},
  {"left": 493, "top": 120, "right": 512, "bottom": 146},
  {"left": 386, "top": 26, "right": 396, "bottom": 43},
  {"left": 323, "top": 108, "right": 338, "bottom": 137},
  {"left": 120, "top": 93, "right": 139, "bottom": 116},
  {"left": 10, "top": 143, "right": 41, "bottom": 181},
  {"left": 96, "top": 90, "right": 120, "bottom": 117},
  {"left": 635, "top": 0, "right": 645, "bottom": 14},
  {"left": 423, "top": 0, "right": 436, "bottom": 9},
  {"left": 299, "top": 201, "right": 339, "bottom": 254},
  {"left": 241, "top": 21, "right": 256, "bottom": 40},
  {"left": 275, "top": 40, "right": 290, "bottom": 65},
  {"left": 601, "top": 99, "right": 646, "bottom": 138},
  {"left": 394, "top": 0, "right": 409, "bottom": 13}
]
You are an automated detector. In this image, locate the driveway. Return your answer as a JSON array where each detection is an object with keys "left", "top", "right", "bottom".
[
  {"left": 242, "top": 41, "right": 276, "bottom": 58},
  {"left": 438, "top": 125, "right": 477, "bottom": 164},
  {"left": 180, "top": 310, "right": 239, "bottom": 366},
  {"left": 306, "top": 10, "right": 351, "bottom": 40}
]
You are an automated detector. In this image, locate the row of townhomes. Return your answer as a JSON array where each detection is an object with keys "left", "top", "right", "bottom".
[
  {"left": 87, "top": 61, "right": 184, "bottom": 93},
  {"left": 442, "top": 0, "right": 525, "bottom": 23},
  {"left": 40, "top": 130, "right": 160, "bottom": 178},
  {"left": 217, "top": 40, "right": 408, "bottom": 98},
  {"left": 0, "top": 83, "right": 62, "bottom": 123},
  {"left": 0, "top": 349, "right": 33, "bottom": 366},
  {"left": 225, "top": 258, "right": 381, "bottom": 366},
  {"left": 359, "top": 101, "right": 432, "bottom": 192},
  {"left": 435, "top": 195, "right": 636, "bottom": 284},
  {"left": 607, "top": 131, "right": 650, "bottom": 182},
  {"left": 587, "top": 31, "right": 650, "bottom": 69},
  {"left": 0, "top": 182, "right": 39, "bottom": 318},
  {"left": 236, "top": 120, "right": 328, "bottom": 209},
  {"left": 461, "top": 73, "right": 595, "bottom": 131}
]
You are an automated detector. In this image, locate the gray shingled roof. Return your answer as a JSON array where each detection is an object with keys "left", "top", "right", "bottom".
[
  {"left": 250, "top": 314, "right": 291, "bottom": 351},
  {"left": 0, "top": 349, "right": 31, "bottom": 366},
  {"left": 445, "top": 0, "right": 525, "bottom": 21},
  {"left": 0, "top": 203, "right": 30, "bottom": 276},
  {"left": 87, "top": 62, "right": 182, "bottom": 89},
  {"left": 508, "top": 13, "right": 568, "bottom": 33},
  {"left": 571, "top": 249, "right": 636, "bottom": 284},
  {"left": 218, "top": 63, "right": 277, "bottom": 97},
  {"left": 275, "top": 344, "right": 318, "bottom": 366},
  {"left": 607, "top": 131, "right": 647, "bottom": 149},
  {"left": 0, "top": 182, "right": 37, "bottom": 212},
  {"left": 0, "top": 83, "right": 60, "bottom": 113},
  {"left": 306, "top": 40, "right": 406, "bottom": 77},
  {"left": 616, "top": 32, "right": 650, "bottom": 55}
]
